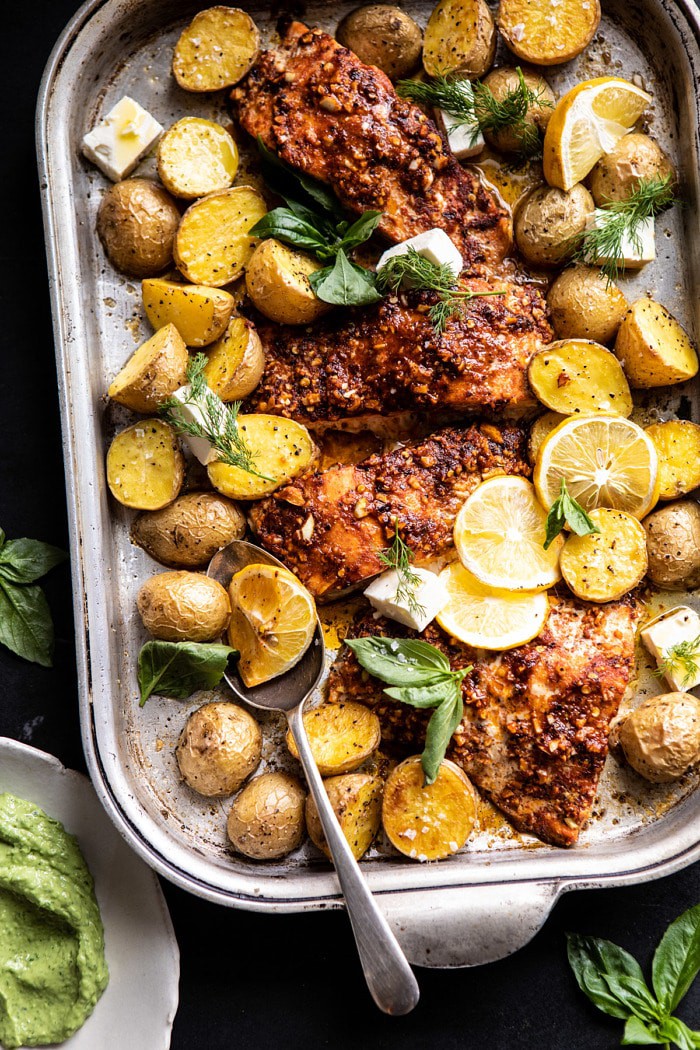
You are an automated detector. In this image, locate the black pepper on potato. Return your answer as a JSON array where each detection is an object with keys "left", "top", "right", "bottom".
[
  {"left": 137, "top": 570, "right": 231, "bottom": 642},
  {"left": 131, "top": 492, "right": 246, "bottom": 569},
  {"left": 336, "top": 5, "right": 423, "bottom": 80},
  {"left": 176, "top": 701, "right": 262, "bottom": 797},
  {"left": 227, "top": 772, "right": 307, "bottom": 859},
  {"left": 97, "top": 178, "right": 180, "bottom": 278}
]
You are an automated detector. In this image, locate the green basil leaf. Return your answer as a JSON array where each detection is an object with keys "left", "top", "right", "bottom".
[
  {"left": 544, "top": 495, "right": 566, "bottom": 550},
  {"left": 422, "top": 684, "right": 464, "bottom": 784},
  {"left": 250, "top": 208, "right": 330, "bottom": 255},
  {"left": 561, "top": 490, "right": 600, "bottom": 538},
  {"left": 652, "top": 903, "right": 700, "bottom": 1013},
  {"left": 0, "top": 539, "right": 68, "bottom": 584},
  {"left": 0, "top": 529, "right": 5, "bottom": 550},
  {"left": 657, "top": 1017, "right": 700, "bottom": 1050},
  {"left": 337, "top": 210, "right": 383, "bottom": 252},
  {"left": 256, "top": 137, "right": 341, "bottom": 217},
  {"left": 621, "top": 1017, "right": 664, "bottom": 1046},
  {"left": 0, "top": 580, "right": 54, "bottom": 667},
  {"left": 309, "top": 249, "right": 382, "bottom": 306},
  {"left": 567, "top": 934, "right": 646, "bottom": 1019},
  {"left": 384, "top": 679, "right": 455, "bottom": 708},
  {"left": 345, "top": 636, "right": 452, "bottom": 686},
  {"left": 601, "top": 974, "right": 662, "bottom": 1024},
  {"left": 137, "top": 640, "right": 238, "bottom": 707},
  {"left": 282, "top": 197, "right": 338, "bottom": 240}
]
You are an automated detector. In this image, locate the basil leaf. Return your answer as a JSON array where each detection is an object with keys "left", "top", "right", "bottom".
[
  {"left": 138, "top": 640, "right": 238, "bottom": 707},
  {"left": 0, "top": 580, "right": 54, "bottom": 667},
  {"left": 657, "top": 1017, "right": 700, "bottom": 1050},
  {"left": 567, "top": 934, "right": 646, "bottom": 1019},
  {"left": 346, "top": 636, "right": 452, "bottom": 686},
  {"left": 337, "top": 210, "right": 383, "bottom": 252},
  {"left": 384, "top": 680, "right": 455, "bottom": 708},
  {"left": 652, "top": 903, "right": 700, "bottom": 1013},
  {"left": 250, "top": 208, "right": 331, "bottom": 256},
  {"left": 544, "top": 497, "right": 567, "bottom": 550},
  {"left": 257, "top": 137, "right": 341, "bottom": 217},
  {"left": 621, "top": 1017, "right": 664, "bottom": 1046},
  {"left": 561, "top": 489, "right": 600, "bottom": 538},
  {"left": 601, "top": 974, "right": 662, "bottom": 1024},
  {"left": 0, "top": 539, "right": 67, "bottom": 584},
  {"left": 0, "top": 529, "right": 5, "bottom": 549},
  {"left": 309, "top": 249, "right": 382, "bottom": 306},
  {"left": 422, "top": 684, "right": 464, "bottom": 784}
]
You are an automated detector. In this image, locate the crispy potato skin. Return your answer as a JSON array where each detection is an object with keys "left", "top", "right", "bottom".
[
  {"left": 245, "top": 239, "right": 330, "bottom": 325},
  {"left": 547, "top": 266, "right": 627, "bottom": 345},
  {"left": 158, "top": 118, "right": 239, "bottom": 199},
  {"left": 382, "top": 756, "right": 477, "bottom": 860},
  {"left": 137, "top": 570, "right": 231, "bottom": 641},
  {"left": 515, "top": 185, "right": 594, "bottom": 267},
  {"left": 173, "top": 6, "right": 260, "bottom": 92},
  {"left": 613, "top": 692, "right": 700, "bottom": 782},
  {"left": 142, "top": 279, "right": 234, "bottom": 347},
  {"left": 615, "top": 299, "right": 699, "bottom": 389},
  {"left": 227, "top": 772, "right": 306, "bottom": 859},
  {"left": 97, "top": 178, "right": 181, "bottom": 278},
  {"left": 588, "top": 133, "right": 674, "bottom": 206},
  {"left": 336, "top": 5, "right": 422, "bottom": 80},
  {"left": 423, "top": 0, "right": 495, "bottom": 78},
  {"left": 646, "top": 421, "right": 700, "bottom": 501},
  {"left": 286, "top": 701, "right": 381, "bottom": 775},
  {"left": 560, "top": 508, "right": 647, "bottom": 603},
  {"left": 174, "top": 186, "right": 267, "bottom": 286},
  {"left": 643, "top": 501, "right": 700, "bottom": 589},
  {"left": 176, "top": 701, "right": 262, "bottom": 797},
  {"left": 498, "top": 0, "right": 600, "bottom": 65},
  {"left": 131, "top": 492, "right": 246, "bottom": 568},
  {"left": 106, "top": 419, "right": 185, "bottom": 510},
  {"left": 204, "top": 316, "right": 265, "bottom": 401},
  {"left": 108, "top": 323, "right": 189, "bottom": 413},
  {"left": 481, "top": 67, "right": 555, "bottom": 153},
  {"left": 305, "top": 773, "right": 383, "bottom": 860}
]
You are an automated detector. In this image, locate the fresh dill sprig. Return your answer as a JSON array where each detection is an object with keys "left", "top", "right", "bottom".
[
  {"left": 653, "top": 634, "right": 700, "bottom": 687},
  {"left": 574, "top": 175, "right": 679, "bottom": 283},
  {"left": 160, "top": 354, "right": 273, "bottom": 480},
  {"left": 378, "top": 519, "right": 426, "bottom": 620},
  {"left": 375, "top": 247, "right": 505, "bottom": 332}
]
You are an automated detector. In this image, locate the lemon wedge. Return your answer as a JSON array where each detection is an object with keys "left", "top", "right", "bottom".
[
  {"left": 436, "top": 562, "right": 550, "bottom": 650},
  {"left": 227, "top": 563, "right": 316, "bottom": 687},
  {"left": 453, "top": 475, "right": 563, "bottom": 591},
  {"left": 543, "top": 77, "right": 651, "bottom": 191},
  {"left": 534, "top": 414, "right": 659, "bottom": 519}
]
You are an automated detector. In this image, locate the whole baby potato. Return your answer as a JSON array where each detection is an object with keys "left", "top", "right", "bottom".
[
  {"left": 643, "top": 500, "right": 700, "bottom": 589},
  {"left": 588, "top": 133, "right": 675, "bottom": 206},
  {"left": 97, "top": 178, "right": 180, "bottom": 278},
  {"left": 481, "top": 67, "right": 555, "bottom": 154},
  {"left": 336, "top": 5, "right": 423, "bottom": 79},
  {"left": 613, "top": 692, "right": 700, "bottom": 782},
  {"left": 176, "top": 701, "right": 262, "bottom": 797},
  {"left": 227, "top": 771, "right": 307, "bottom": 859},
  {"left": 131, "top": 492, "right": 246, "bottom": 569},
  {"left": 137, "top": 570, "right": 231, "bottom": 641},
  {"left": 515, "top": 184, "right": 594, "bottom": 267},
  {"left": 547, "top": 265, "right": 627, "bottom": 344}
]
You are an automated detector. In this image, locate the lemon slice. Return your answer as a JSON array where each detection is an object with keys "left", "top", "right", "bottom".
[
  {"left": 228, "top": 563, "right": 316, "bottom": 687},
  {"left": 534, "top": 414, "right": 659, "bottom": 519},
  {"left": 543, "top": 77, "right": 651, "bottom": 191},
  {"left": 436, "top": 562, "right": 550, "bottom": 650},
  {"left": 453, "top": 476, "right": 563, "bottom": 591}
]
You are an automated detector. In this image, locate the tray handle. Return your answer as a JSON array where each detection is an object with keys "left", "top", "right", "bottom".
[{"left": 382, "top": 880, "right": 561, "bottom": 968}]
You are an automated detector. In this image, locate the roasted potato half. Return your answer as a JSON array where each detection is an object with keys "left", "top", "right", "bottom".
[
  {"left": 382, "top": 756, "right": 478, "bottom": 861},
  {"left": 336, "top": 5, "right": 423, "bottom": 80},
  {"left": 97, "top": 178, "right": 180, "bottom": 278},
  {"left": 286, "top": 702, "right": 381, "bottom": 776},
  {"left": 528, "top": 339, "right": 633, "bottom": 417},
  {"left": 203, "top": 315, "right": 265, "bottom": 401},
  {"left": 423, "top": 0, "right": 495, "bottom": 78},
  {"left": 560, "top": 508, "right": 648, "bottom": 603},
  {"left": 208, "top": 415, "right": 318, "bottom": 500},
  {"left": 176, "top": 701, "right": 262, "bottom": 797},
  {"left": 131, "top": 491, "right": 246, "bottom": 568},
  {"left": 588, "top": 134, "right": 675, "bottom": 206},
  {"left": 643, "top": 501, "right": 700, "bottom": 590},
  {"left": 646, "top": 420, "right": 700, "bottom": 501},
  {"left": 157, "top": 118, "right": 239, "bottom": 199},
  {"left": 142, "top": 279, "right": 234, "bottom": 347},
  {"left": 137, "top": 570, "right": 231, "bottom": 642},
  {"left": 615, "top": 299, "right": 699, "bottom": 389},
  {"left": 498, "top": 0, "right": 601, "bottom": 65},
  {"left": 108, "top": 324, "right": 189, "bottom": 413},
  {"left": 481, "top": 67, "right": 555, "bottom": 154},
  {"left": 174, "top": 186, "right": 267, "bottom": 286},
  {"left": 515, "top": 185, "right": 594, "bottom": 267},
  {"left": 613, "top": 692, "right": 700, "bottom": 783},
  {"left": 106, "top": 419, "right": 185, "bottom": 510},
  {"left": 305, "top": 773, "right": 383, "bottom": 861},
  {"left": 547, "top": 266, "right": 627, "bottom": 345},
  {"left": 172, "top": 6, "right": 260, "bottom": 92},
  {"left": 227, "top": 772, "right": 307, "bottom": 859},
  {"left": 245, "top": 239, "right": 331, "bottom": 325}
]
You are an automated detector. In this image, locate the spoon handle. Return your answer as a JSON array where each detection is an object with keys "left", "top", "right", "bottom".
[{"left": 287, "top": 704, "right": 420, "bottom": 1016}]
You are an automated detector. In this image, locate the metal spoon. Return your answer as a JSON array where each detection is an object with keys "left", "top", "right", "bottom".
[{"left": 208, "top": 539, "right": 419, "bottom": 1016}]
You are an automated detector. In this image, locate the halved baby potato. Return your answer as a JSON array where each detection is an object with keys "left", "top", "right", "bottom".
[
  {"left": 106, "top": 419, "right": 185, "bottom": 510},
  {"left": 645, "top": 420, "right": 700, "bottom": 501},
  {"left": 142, "top": 279, "right": 234, "bottom": 347},
  {"left": 498, "top": 0, "right": 601, "bottom": 65},
  {"left": 286, "top": 702, "right": 381, "bottom": 776},
  {"left": 203, "top": 315, "right": 265, "bottom": 401},
  {"left": 423, "top": 0, "right": 495, "bottom": 78},
  {"left": 245, "top": 239, "right": 331, "bottom": 325},
  {"left": 172, "top": 6, "right": 260, "bottom": 92},
  {"left": 174, "top": 186, "right": 267, "bottom": 286},
  {"left": 559, "top": 507, "right": 647, "bottom": 603},
  {"left": 305, "top": 773, "right": 383, "bottom": 861},
  {"left": 528, "top": 339, "right": 633, "bottom": 417},
  {"left": 382, "top": 756, "right": 478, "bottom": 861},
  {"left": 207, "top": 414, "right": 318, "bottom": 500},
  {"left": 108, "top": 324, "right": 189, "bottom": 413},
  {"left": 157, "top": 117, "right": 239, "bottom": 199},
  {"left": 615, "top": 299, "right": 699, "bottom": 389}
]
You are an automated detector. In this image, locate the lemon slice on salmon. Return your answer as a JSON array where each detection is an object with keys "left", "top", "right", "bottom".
[{"left": 436, "top": 562, "right": 550, "bottom": 650}]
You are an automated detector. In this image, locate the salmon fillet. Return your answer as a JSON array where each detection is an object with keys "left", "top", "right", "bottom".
[
  {"left": 328, "top": 597, "right": 640, "bottom": 847},
  {"left": 232, "top": 22, "right": 512, "bottom": 268},
  {"left": 245, "top": 276, "right": 549, "bottom": 427},
  {"left": 248, "top": 423, "right": 530, "bottom": 600}
]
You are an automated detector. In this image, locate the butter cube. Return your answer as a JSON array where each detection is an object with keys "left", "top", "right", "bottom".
[
  {"left": 364, "top": 567, "right": 449, "bottom": 632},
  {"left": 641, "top": 605, "right": 700, "bottom": 691},
  {"left": 435, "top": 82, "right": 484, "bottom": 161},
  {"left": 82, "top": 96, "right": 163, "bottom": 181},
  {"left": 170, "top": 384, "right": 226, "bottom": 465},
  {"left": 585, "top": 211, "right": 655, "bottom": 269},
  {"left": 376, "top": 229, "right": 463, "bottom": 280}
]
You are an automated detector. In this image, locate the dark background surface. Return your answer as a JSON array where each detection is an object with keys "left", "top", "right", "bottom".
[{"left": 2, "top": 2, "right": 699, "bottom": 1047}]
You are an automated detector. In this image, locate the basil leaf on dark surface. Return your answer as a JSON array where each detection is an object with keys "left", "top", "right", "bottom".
[
  {"left": 256, "top": 137, "right": 341, "bottom": 216},
  {"left": 567, "top": 934, "right": 646, "bottom": 1018},
  {"left": 137, "top": 640, "right": 238, "bottom": 706},
  {"left": 0, "top": 580, "right": 54, "bottom": 667},
  {"left": 621, "top": 1016, "right": 664, "bottom": 1046},
  {"left": 309, "top": 249, "right": 383, "bottom": 305},
  {"left": 421, "top": 685, "right": 464, "bottom": 785},
  {"left": 657, "top": 1017, "right": 700, "bottom": 1050},
  {"left": 652, "top": 903, "right": 700, "bottom": 1014},
  {"left": 337, "top": 210, "right": 383, "bottom": 252},
  {"left": 0, "top": 539, "right": 68, "bottom": 584},
  {"left": 250, "top": 208, "right": 332, "bottom": 257},
  {"left": 602, "top": 974, "right": 663, "bottom": 1024}
]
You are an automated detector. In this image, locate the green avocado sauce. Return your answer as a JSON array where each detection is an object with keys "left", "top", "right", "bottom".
[{"left": 0, "top": 794, "right": 109, "bottom": 1048}]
